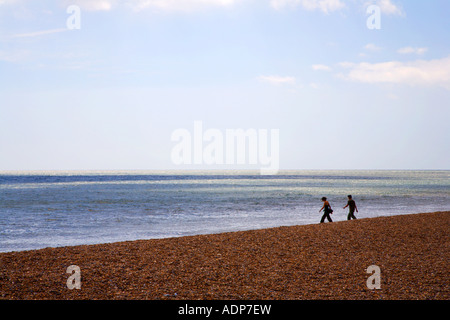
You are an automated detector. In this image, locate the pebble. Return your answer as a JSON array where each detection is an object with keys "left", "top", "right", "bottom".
[{"left": 0, "top": 211, "right": 448, "bottom": 300}]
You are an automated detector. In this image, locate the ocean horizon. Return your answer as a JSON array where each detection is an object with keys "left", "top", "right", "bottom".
[{"left": 1, "top": 169, "right": 449, "bottom": 253}]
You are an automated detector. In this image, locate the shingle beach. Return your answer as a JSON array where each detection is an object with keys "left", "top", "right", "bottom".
[{"left": 1, "top": 212, "right": 448, "bottom": 300}]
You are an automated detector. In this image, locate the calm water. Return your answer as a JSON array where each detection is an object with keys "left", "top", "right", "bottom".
[{"left": 0, "top": 170, "right": 449, "bottom": 252}]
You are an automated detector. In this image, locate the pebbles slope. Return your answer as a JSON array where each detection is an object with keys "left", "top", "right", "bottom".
[{"left": 0, "top": 212, "right": 448, "bottom": 300}]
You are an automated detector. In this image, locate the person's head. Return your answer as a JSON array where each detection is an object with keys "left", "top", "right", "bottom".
[
  {"left": 348, "top": 195, "right": 352, "bottom": 199},
  {"left": 321, "top": 197, "right": 327, "bottom": 201}
]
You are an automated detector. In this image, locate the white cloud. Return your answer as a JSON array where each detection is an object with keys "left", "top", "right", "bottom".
[
  {"left": 366, "top": 0, "right": 403, "bottom": 16},
  {"left": 312, "top": 64, "right": 332, "bottom": 71},
  {"left": 3, "top": 0, "right": 403, "bottom": 16},
  {"left": 337, "top": 62, "right": 355, "bottom": 68},
  {"left": 397, "top": 47, "right": 428, "bottom": 55},
  {"left": 338, "top": 56, "right": 450, "bottom": 90},
  {"left": 364, "top": 43, "right": 382, "bottom": 51},
  {"left": 9, "top": 28, "right": 67, "bottom": 38},
  {"left": 0, "top": 49, "right": 30, "bottom": 62},
  {"left": 62, "top": 0, "right": 117, "bottom": 11},
  {"left": 127, "top": 0, "right": 238, "bottom": 11},
  {"left": 377, "top": 0, "right": 402, "bottom": 15},
  {"left": 0, "top": 0, "right": 20, "bottom": 5},
  {"left": 3, "top": 0, "right": 238, "bottom": 12},
  {"left": 270, "top": 0, "right": 345, "bottom": 14},
  {"left": 258, "top": 75, "right": 296, "bottom": 85}
]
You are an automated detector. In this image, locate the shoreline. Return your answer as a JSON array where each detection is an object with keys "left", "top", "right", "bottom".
[
  {"left": 3, "top": 209, "right": 448, "bottom": 255},
  {"left": 1, "top": 211, "right": 449, "bottom": 300}
]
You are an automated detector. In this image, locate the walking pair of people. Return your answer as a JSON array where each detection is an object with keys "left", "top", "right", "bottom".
[{"left": 319, "top": 195, "right": 358, "bottom": 223}]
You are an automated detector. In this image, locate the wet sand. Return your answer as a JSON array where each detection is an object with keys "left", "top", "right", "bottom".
[{"left": 0, "top": 211, "right": 448, "bottom": 300}]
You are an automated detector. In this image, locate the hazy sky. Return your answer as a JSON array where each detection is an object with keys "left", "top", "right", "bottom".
[{"left": 0, "top": 0, "right": 449, "bottom": 171}]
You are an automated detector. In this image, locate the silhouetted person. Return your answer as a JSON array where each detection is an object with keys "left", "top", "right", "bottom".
[
  {"left": 319, "top": 197, "right": 333, "bottom": 223},
  {"left": 343, "top": 195, "right": 358, "bottom": 220}
]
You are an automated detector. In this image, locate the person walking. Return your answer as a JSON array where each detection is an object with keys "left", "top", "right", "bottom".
[
  {"left": 343, "top": 195, "right": 358, "bottom": 220},
  {"left": 319, "top": 197, "right": 333, "bottom": 223}
]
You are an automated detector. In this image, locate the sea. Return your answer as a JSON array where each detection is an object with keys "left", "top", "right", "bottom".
[{"left": 0, "top": 170, "right": 449, "bottom": 253}]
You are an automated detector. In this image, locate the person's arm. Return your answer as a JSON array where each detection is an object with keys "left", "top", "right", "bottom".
[
  {"left": 355, "top": 203, "right": 358, "bottom": 212},
  {"left": 343, "top": 204, "right": 348, "bottom": 209},
  {"left": 319, "top": 204, "right": 325, "bottom": 212}
]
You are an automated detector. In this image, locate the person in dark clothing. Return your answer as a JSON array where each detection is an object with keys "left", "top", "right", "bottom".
[
  {"left": 319, "top": 197, "right": 333, "bottom": 223},
  {"left": 343, "top": 195, "right": 358, "bottom": 220}
]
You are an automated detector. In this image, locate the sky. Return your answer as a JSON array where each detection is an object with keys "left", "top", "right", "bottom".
[{"left": 0, "top": 0, "right": 449, "bottom": 171}]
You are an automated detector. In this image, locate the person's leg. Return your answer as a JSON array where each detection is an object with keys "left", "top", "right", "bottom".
[{"left": 321, "top": 212, "right": 333, "bottom": 223}]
